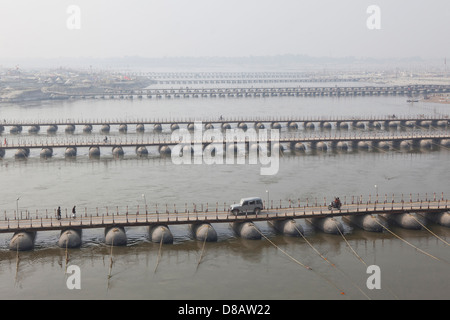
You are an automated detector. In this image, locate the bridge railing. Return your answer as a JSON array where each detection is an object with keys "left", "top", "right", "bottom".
[
  {"left": 2, "top": 130, "right": 450, "bottom": 149},
  {"left": 1, "top": 114, "right": 449, "bottom": 126},
  {"left": 1, "top": 192, "right": 447, "bottom": 225}
]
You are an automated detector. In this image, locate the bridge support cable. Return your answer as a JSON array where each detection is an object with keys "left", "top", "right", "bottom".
[
  {"left": 332, "top": 219, "right": 366, "bottom": 266},
  {"left": 107, "top": 237, "right": 115, "bottom": 292},
  {"left": 196, "top": 225, "right": 210, "bottom": 272},
  {"left": 15, "top": 241, "right": 20, "bottom": 287},
  {"left": 408, "top": 214, "right": 450, "bottom": 247},
  {"left": 371, "top": 217, "right": 444, "bottom": 262},
  {"left": 251, "top": 225, "right": 347, "bottom": 296},
  {"left": 332, "top": 218, "right": 401, "bottom": 300},
  {"left": 154, "top": 230, "right": 165, "bottom": 274}
]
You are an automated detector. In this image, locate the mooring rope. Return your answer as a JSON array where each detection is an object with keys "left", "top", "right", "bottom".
[
  {"left": 196, "top": 226, "right": 209, "bottom": 271},
  {"left": 293, "top": 224, "right": 335, "bottom": 267},
  {"left": 252, "top": 225, "right": 311, "bottom": 270},
  {"left": 408, "top": 213, "right": 450, "bottom": 247},
  {"left": 371, "top": 216, "right": 442, "bottom": 262},
  {"left": 252, "top": 225, "right": 346, "bottom": 296},
  {"left": 154, "top": 230, "right": 164, "bottom": 274},
  {"left": 105, "top": 236, "right": 115, "bottom": 292},
  {"left": 313, "top": 220, "right": 371, "bottom": 300},
  {"left": 332, "top": 218, "right": 401, "bottom": 300},
  {"left": 332, "top": 219, "right": 367, "bottom": 266},
  {"left": 65, "top": 237, "right": 70, "bottom": 273},
  {"left": 15, "top": 239, "right": 20, "bottom": 286}
]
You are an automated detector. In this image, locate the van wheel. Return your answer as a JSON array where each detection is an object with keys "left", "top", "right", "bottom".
[
  {"left": 232, "top": 209, "right": 239, "bottom": 216},
  {"left": 254, "top": 208, "right": 260, "bottom": 215}
]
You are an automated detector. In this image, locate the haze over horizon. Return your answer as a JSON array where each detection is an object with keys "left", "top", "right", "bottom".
[{"left": 0, "top": 0, "right": 448, "bottom": 65}]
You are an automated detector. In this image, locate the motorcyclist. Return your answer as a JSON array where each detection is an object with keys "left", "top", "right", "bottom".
[{"left": 334, "top": 197, "right": 341, "bottom": 208}]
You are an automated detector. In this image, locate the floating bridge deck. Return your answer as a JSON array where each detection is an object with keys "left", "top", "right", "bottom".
[
  {"left": 1, "top": 115, "right": 448, "bottom": 143},
  {"left": 42, "top": 84, "right": 450, "bottom": 99},
  {"left": 1, "top": 131, "right": 449, "bottom": 158},
  {"left": 1, "top": 195, "right": 448, "bottom": 234}
]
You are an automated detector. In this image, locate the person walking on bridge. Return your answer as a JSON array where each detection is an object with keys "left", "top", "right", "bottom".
[{"left": 72, "top": 206, "right": 76, "bottom": 219}]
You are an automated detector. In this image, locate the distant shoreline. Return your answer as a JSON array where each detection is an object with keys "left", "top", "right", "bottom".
[{"left": 423, "top": 94, "right": 450, "bottom": 104}]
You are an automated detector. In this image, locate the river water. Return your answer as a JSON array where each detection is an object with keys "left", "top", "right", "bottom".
[{"left": 0, "top": 85, "right": 449, "bottom": 300}]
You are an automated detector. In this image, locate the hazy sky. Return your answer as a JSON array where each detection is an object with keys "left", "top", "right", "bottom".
[{"left": 0, "top": 0, "right": 449, "bottom": 60}]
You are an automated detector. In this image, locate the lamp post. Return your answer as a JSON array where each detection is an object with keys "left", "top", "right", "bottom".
[
  {"left": 16, "top": 196, "right": 20, "bottom": 219},
  {"left": 266, "top": 190, "right": 269, "bottom": 209},
  {"left": 374, "top": 185, "right": 378, "bottom": 202},
  {"left": 142, "top": 194, "right": 147, "bottom": 213}
]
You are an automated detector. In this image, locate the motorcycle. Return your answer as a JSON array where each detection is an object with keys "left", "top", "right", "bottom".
[{"left": 328, "top": 201, "right": 342, "bottom": 210}]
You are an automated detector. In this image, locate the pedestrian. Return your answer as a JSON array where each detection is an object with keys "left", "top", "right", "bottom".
[
  {"left": 57, "top": 206, "right": 61, "bottom": 220},
  {"left": 72, "top": 206, "right": 76, "bottom": 219},
  {"left": 3, "top": 138, "right": 6, "bottom": 146}
]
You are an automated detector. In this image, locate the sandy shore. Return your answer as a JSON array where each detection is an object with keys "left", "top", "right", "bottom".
[{"left": 423, "top": 94, "right": 450, "bottom": 104}]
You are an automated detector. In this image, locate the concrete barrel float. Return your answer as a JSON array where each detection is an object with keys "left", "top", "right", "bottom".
[
  {"left": 357, "top": 141, "right": 370, "bottom": 151},
  {"left": 221, "top": 123, "right": 231, "bottom": 130},
  {"left": 342, "top": 214, "right": 383, "bottom": 232},
  {"left": 10, "top": 126, "right": 22, "bottom": 134},
  {"left": 271, "top": 122, "right": 281, "bottom": 129},
  {"left": 191, "top": 223, "right": 218, "bottom": 242},
  {"left": 381, "top": 213, "right": 422, "bottom": 230},
  {"left": 119, "top": 124, "right": 128, "bottom": 133},
  {"left": 83, "top": 124, "right": 93, "bottom": 133},
  {"left": 293, "top": 142, "right": 306, "bottom": 152},
  {"left": 231, "top": 222, "right": 261, "bottom": 240},
  {"left": 100, "top": 124, "right": 110, "bottom": 133},
  {"left": 28, "top": 125, "right": 40, "bottom": 134},
  {"left": 422, "top": 211, "right": 450, "bottom": 227},
  {"left": 154, "top": 123, "right": 163, "bottom": 132},
  {"left": 112, "top": 146, "right": 124, "bottom": 157},
  {"left": 105, "top": 226, "right": 127, "bottom": 246},
  {"left": 335, "top": 141, "right": 348, "bottom": 151},
  {"left": 314, "top": 141, "right": 327, "bottom": 151},
  {"left": 399, "top": 140, "right": 411, "bottom": 151},
  {"left": 47, "top": 125, "right": 58, "bottom": 134},
  {"left": 58, "top": 229, "right": 82, "bottom": 248},
  {"left": 136, "top": 146, "right": 148, "bottom": 157},
  {"left": 149, "top": 225, "right": 173, "bottom": 244},
  {"left": 321, "top": 122, "right": 332, "bottom": 130},
  {"left": 238, "top": 122, "right": 248, "bottom": 131},
  {"left": 89, "top": 146, "right": 100, "bottom": 157},
  {"left": 376, "top": 141, "right": 390, "bottom": 151},
  {"left": 159, "top": 145, "right": 171, "bottom": 156},
  {"left": 287, "top": 122, "right": 298, "bottom": 130},
  {"left": 187, "top": 123, "right": 195, "bottom": 132},
  {"left": 65, "top": 124, "right": 76, "bottom": 133},
  {"left": 9, "top": 232, "right": 37, "bottom": 251},
  {"left": 40, "top": 148, "right": 53, "bottom": 158},
  {"left": 305, "top": 122, "right": 315, "bottom": 130},
  {"left": 254, "top": 122, "right": 265, "bottom": 130},
  {"left": 308, "top": 217, "right": 344, "bottom": 234},
  {"left": 440, "top": 139, "right": 450, "bottom": 147},
  {"left": 65, "top": 147, "right": 77, "bottom": 157},
  {"left": 136, "top": 124, "right": 145, "bottom": 132},
  {"left": 270, "top": 219, "right": 303, "bottom": 237},
  {"left": 15, "top": 148, "right": 29, "bottom": 159}
]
